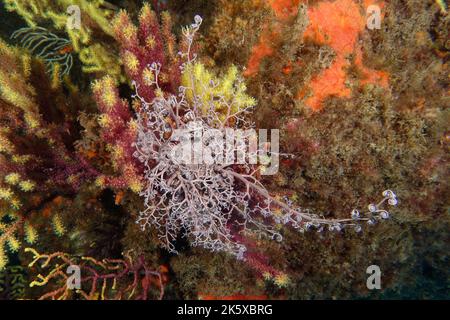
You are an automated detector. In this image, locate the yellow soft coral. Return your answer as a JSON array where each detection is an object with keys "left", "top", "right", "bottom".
[
  {"left": 5, "top": 173, "right": 21, "bottom": 185},
  {"left": 0, "top": 80, "right": 35, "bottom": 112},
  {"left": 19, "top": 180, "right": 35, "bottom": 192},
  {"left": 181, "top": 63, "right": 256, "bottom": 120},
  {"left": 123, "top": 51, "right": 140, "bottom": 76},
  {"left": 0, "top": 133, "right": 15, "bottom": 153},
  {"left": 0, "top": 246, "right": 6, "bottom": 271},
  {"left": 79, "top": 44, "right": 124, "bottom": 82},
  {"left": 0, "top": 187, "right": 14, "bottom": 200},
  {"left": 7, "top": 236, "right": 21, "bottom": 252},
  {"left": 101, "top": 88, "right": 117, "bottom": 110},
  {"left": 0, "top": 38, "right": 43, "bottom": 131},
  {"left": 25, "top": 223, "right": 38, "bottom": 244},
  {"left": 97, "top": 114, "right": 111, "bottom": 127},
  {"left": 12, "top": 155, "right": 31, "bottom": 164},
  {"left": 128, "top": 177, "right": 143, "bottom": 194},
  {"left": 52, "top": 213, "right": 66, "bottom": 236},
  {"left": 274, "top": 273, "right": 290, "bottom": 288},
  {"left": 95, "top": 175, "right": 106, "bottom": 188},
  {"left": 5, "top": 0, "right": 114, "bottom": 43},
  {"left": 0, "top": 219, "right": 22, "bottom": 270},
  {"left": 10, "top": 197, "right": 22, "bottom": 210},
  {"left": 5, "top": 0, "right": 124, "bottom": 81},
  {"left": 93, "top": 76, "right": 118, "bottom": 109}
]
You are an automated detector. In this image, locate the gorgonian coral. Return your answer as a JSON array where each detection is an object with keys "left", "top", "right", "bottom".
[
  {"left": 0, "top": 36, "right": 97, "bottom": 270},
  {"left": 25, "top": 248, "right": 165, "bottom": 300},
  {"left": 91, "top": 4, "right": 185, "bottom": 193},
  {"left": 133, "top": 16, "right": 398, "bottom": 259},
  {"left": 11, "top": 27, "right": 74, "bottom": 77},
  {"left": 5, "top": 0, "right": 123, "bottom": 80}
]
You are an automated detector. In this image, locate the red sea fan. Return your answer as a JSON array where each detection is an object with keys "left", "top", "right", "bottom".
[{"left": 91, "top": 5, "right": 184, "bottom": 192}]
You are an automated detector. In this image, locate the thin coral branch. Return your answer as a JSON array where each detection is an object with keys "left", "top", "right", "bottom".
[{"left": 25, "top": 248, "right": 164, "bottom": 300}]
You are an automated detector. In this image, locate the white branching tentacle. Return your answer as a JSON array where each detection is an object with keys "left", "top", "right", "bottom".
[{"left": 133, "top": 16, "right": 397, "bottom": 259}]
